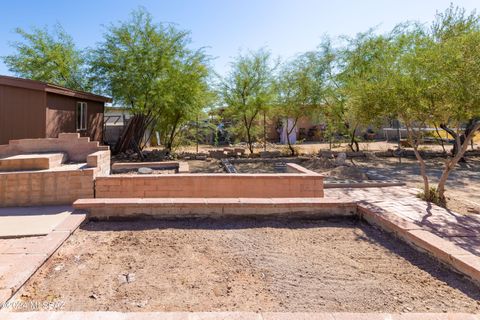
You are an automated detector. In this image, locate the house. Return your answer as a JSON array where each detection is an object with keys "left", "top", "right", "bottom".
[
  {"left": 0, "top": 75, "right": 111, "bottom": 144},
  {"left": 103, "top": 107, "right": 131, "bottom": 146}
]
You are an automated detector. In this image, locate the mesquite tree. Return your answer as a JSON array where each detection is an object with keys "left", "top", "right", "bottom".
[
  {"left": 433, "top": 6, "right": 480, "bottom": 162},
  {"left": 156, "top": 53, "right": 212, "bottom": 152},
  {"left": 3, "top": 24, "right": 90, "bottom": 91},
  {"left": 221, "top": 49, "right": 275, "bottom": 153},
  {"left": 344, "top": 8, "right": 480, "bottom": 206},
  {"left": 275, "top": 52, "right": 324, "bottom": 155},
  {"left": 431, "top": 7, "right": 480, "bottom": 199},
  {"left": 90, "top": 8, "right": 210, "bottom": 154}
]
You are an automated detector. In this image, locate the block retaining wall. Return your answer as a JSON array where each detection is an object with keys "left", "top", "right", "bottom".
[
  {"left": 0, "top": 169, "right": 95, "bottom": 206},
  {"left": 0, "top": 134, "right": 110, "bottom": 207},
  {"left": 95, "top": 174, "right": 324, "bottom": 198}
]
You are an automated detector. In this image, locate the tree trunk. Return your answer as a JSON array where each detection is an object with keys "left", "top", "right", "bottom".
[
  {"left": 433, "top": 123, "right": 446, "bottom": 154},
  {"left": 439, "top": 118, "right": 479, "bottom": 162},
  {"left": 406, "top": 126, "right": 430, "bottom": 196},
  {"left": 243, "top": 115, "right": 254, "bottom": 154},
  {"left": 437, "top": 121, "right": 480, "bottom": 204},
  {"left": 164, "top": 116, "right": 181, "bottom": 154},
  {"left": 196, "top": 114, "right": 199, "bottom": 154},
  {"left": 347, "top": 123, "right": 359, "bottom": 152},
  {"left": 245, "top": 127, "right": 254, "bottom": 154},
  {"left": 285, "top": 117, "right": 299, "bottom": 156},
  {"left": 263, "top": 111, "right": 267, "bottom": 152},
  {"left": 114, "top": 114, "right": 153, "bottom": 156},
  {"left": 440, "top": 123, "right": 462, "bottom": 160}
]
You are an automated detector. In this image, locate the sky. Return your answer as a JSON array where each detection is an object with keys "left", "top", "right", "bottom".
[{"left": 0, "top": 0, "right": 478, "bottom": 77}]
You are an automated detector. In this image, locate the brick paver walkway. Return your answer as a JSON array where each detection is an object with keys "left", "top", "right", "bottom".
[{"left": 326, "top": 186, "right": 480, "bottom": 257}]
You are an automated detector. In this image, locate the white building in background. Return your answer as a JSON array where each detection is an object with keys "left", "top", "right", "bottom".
[{"left": 280, "top": 118, "right": 298, "bottom": 145}]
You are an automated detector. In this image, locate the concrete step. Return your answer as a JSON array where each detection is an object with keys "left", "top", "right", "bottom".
[
  {"left": 0, "top": 153, "right": 66, "bottom": 171},
  {"left": 73, "top": 197, "right": 357, "bottom": 220}
]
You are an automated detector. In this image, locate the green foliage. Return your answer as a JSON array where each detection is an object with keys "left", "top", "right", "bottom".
[
  {"left": 90, "top": 8, "right": 188, "bottom": 114},
  {"left": 3, "top": 24, "right": 89, "bottom": 91},
  {"left": 276, "top": 52, "right": 323, "bottom": 119},
  {"left": 155, "top": 48, "right": 214, "bottom": 150},
  {"left": 432, "top": 6, "right": 480, "bottom": 128},
  {"left": 342, "top": 6, "right": 480, "bottom": 140},
  {"left": 354, "top": 28, "right": 433, "bottom": 126},
  {"left": 176, "top": 110, "right": 218, "bottom": 147},
  {"left": 89, "top": 8, "right": 212, "bottom": 151},
  {"left": 221, "top": 49, "right": 276, "bottom": 153},
  {"left": 275, "top": 51, "right": 325, "bottom": 154},
  {"left": 342, "top": 5, "right": 480, "bottom": 199}
]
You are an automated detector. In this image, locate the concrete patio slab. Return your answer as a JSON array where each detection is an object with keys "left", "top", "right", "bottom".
[
  {"left": 0, "top": 212, "right": 86, "bottom": 305},
  {"left": 0, "top": 206, "right": 72, "bottom": 238}
]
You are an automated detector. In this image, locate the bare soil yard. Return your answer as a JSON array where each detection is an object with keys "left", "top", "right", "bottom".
[
  {"left": 16, "top": 218, "right": 480, "bottom": 312},
  {"left": 187, "top": 160, "right": 224, "bottom": 173},
  {"left": 234, "top": 162, "right": 282, "bottom": 173}
]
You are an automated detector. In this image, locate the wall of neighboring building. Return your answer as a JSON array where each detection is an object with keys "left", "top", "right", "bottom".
[
  {"left": 103, "top": 109, "right": 131, "bottom": 146},
  {"left": 0, "top": 84, "right": 46, "bottom": 144},
  {"left": 267, "top": 116, "right": 324, "bottom": 143},
  {"left": 46, "top": 93, "right": 104, "bottom": 142}
]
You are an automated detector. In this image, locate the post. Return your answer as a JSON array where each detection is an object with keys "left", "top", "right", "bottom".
[
  {"left": 263, "top": 111, "right": 267, "bottom": 152},
  {"left": 196, "top": 114, "right": 199, "bottom": 154},
  {"left": 394, "top": 119, "right": 402, "bottom": 164}
]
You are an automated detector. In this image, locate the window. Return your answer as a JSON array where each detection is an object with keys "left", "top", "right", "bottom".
[{"left": 76, "top": 102, "right": 87, "bottom": 131}]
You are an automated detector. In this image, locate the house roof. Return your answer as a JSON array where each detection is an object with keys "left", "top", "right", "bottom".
[{"left": 0, "top": 75, "right": 112, "bottom": 103}]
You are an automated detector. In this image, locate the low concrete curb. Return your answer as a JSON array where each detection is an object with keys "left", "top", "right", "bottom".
[{"left": 74, "top": 198, "right": 357, "bottom": 220}]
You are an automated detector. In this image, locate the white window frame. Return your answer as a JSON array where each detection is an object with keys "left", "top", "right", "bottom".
[{"left": 76, "top": 102, "right": 88, "bottom": 131}]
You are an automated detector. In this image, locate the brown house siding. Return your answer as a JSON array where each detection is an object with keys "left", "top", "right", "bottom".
[
  {"left": 0, "top": 85, "right": 46, "bottom": 144},
  {"left": 46, "top": 93, "right": 104, "bottom": 142},
  {"left": 0, "top": 76, "right": 110, "bottom": 145}
]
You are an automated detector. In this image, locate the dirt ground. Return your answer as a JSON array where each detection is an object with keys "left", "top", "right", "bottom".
[
  {"left": 234, "top": 162, "right": 283, "bottom": 173},
  {"left": 16, "top": 218, "right": 480, "bottom": 312},
  {"left": 176, "top": 140, "right": 480, "bottom": 155},
  {"left": 187, "top": 160, "right": 225, "bottom": 173}
]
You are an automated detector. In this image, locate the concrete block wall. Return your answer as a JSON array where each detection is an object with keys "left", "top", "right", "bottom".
[
  {"left": 285, "top": 163, "right": 317, "bottom": 175},
  {"left": 95, "top": 174, "right": 324, "bottom": 198},
  {"left": 87, "top": 150, "right": 111, "bottom": 176},
  {"left": 0, "top": 134, "right": 111, "bottom": 207},
  {"left": 0, "top": 169, "right": 95, "bottom": 207},
  {"left": 0, "top": 153, "right": 66, "bottom": 171},
  {"left": 0, "top": 133, "right": 108, "bottom": 162}
]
